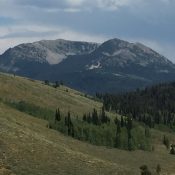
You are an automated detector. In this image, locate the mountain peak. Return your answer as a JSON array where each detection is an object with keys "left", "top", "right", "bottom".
[
  {"left": 90, "top": 38, "right": 173, "bottom": 69},
  {"left": 0, "top": 39, "right": 99, "bottom": 66},
  {"left": 0, "top": 38, "right": 175, "bottom": 94}
]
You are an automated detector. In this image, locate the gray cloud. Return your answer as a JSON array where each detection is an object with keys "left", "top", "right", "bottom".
[
  {"left": 0, "top": 0, "right": 175, "bottom": 62},
  {"left": 15, "top": 0, "right": 68, "bottom": 9},
  {"left": 0, "top": 30, "right": 59, "bottom": 39}
]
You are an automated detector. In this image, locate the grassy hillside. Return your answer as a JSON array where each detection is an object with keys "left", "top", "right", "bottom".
[
  {"left": 0, "top": 73, "right": 175, "bottom": 175},
  {"left": 0, "top": 73, "right": 102, "bottom": 116}
]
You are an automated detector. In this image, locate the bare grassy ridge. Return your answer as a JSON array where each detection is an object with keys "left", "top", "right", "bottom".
[
  {"left": 0, "top": 73, "right": 102, "bottom": 116},
  {"left": 0, "top": 73, "right": 175, "bottom": 175}
]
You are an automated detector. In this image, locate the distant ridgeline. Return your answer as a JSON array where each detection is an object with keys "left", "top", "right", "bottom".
[
  {"left": 96, "top": 82, "right": 175, "bottom": 130},
  {"left": 1, "top": 38, "right": 175, "bottom": 94}
]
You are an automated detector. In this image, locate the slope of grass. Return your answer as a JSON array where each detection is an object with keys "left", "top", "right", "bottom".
[
  {"left": 0, "top": 102, "right": 134, "bottom": 175},
  {"left": 0, "top": 73, "right": 102, "bottom": 117},
  {"left": 0, "top": 72, "right": 175, "bottom": 175}
]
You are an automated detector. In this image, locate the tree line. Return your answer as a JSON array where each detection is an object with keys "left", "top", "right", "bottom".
[{"left": 51, "top": 106, "right": 151, "bottom": 151}]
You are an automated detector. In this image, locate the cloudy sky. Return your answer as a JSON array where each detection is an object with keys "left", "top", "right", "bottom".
[{"left": 0, "top": 0, "right": 175, "bottom": 62}]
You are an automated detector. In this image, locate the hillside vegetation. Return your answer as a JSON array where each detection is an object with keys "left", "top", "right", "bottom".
[
  {"left": 0, "top": 73, "right": 102, "bottom": 116},
  {"left": 0, "top": 73, "right": 175, "bottom": 175}
]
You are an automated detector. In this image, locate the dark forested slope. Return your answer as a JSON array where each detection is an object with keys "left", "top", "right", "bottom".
[{"left": 99, "top": 82, "right": 175, "bottom": 129}]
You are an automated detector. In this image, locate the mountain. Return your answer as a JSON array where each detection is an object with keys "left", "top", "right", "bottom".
[
  {"left": 0, "top": 72, "right": 175, "bottom": 175},
  {"left": 0, "top": 38, "right": 175, "bottom": 94}
]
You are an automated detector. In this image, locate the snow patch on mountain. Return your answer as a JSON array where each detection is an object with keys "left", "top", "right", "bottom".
[
  {"left": 157, "top": 70, "right": 169, "bottom": 73},
  {"left": 113, "top": 73, "right": 123, "bottom": 77},
  {"left": 87, "top": 62, "right": 102, "bottom": 70},
  {"left": 138, "top": 62, "right": 149, "bottom": 67}
]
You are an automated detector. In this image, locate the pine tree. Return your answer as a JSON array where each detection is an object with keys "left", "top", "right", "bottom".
[
  {"left": 67, "top": 111, "right": 71, "bottom": 136},
  {"left": 60, "top": 80, "right": 64, "bottom": 85},
  {"left": 140, "top": 165, "right": 152, "bottom": 175},
  {"left": 55, "top": 109, "right": 58, "bottom": 123},
  {"left": 127, "top": 116, "right": 132, "bottom": 138},
  {"left": 101, "top": 106, "right": 107, "bottom": 123},
  {"left": 44, "top": 80, "right": 49, "bottom": 85},
  {"left": 115, "top": 120, "right": 121, "bottom": 148},
  {"left": 163, "top": 135, "right": 170, "bottom": 149},
  {"left": 121, "top": 115, "right": 124, "bottom": 127},
  {"left": 83, "top": 114, "right": 87, "bottom": 122},
  {"left": 92, "top": 108, "right": 99, "bottom": 125},
  {"left": 170, "top": 144, "right": 175, "bottom": 155},
  {"left": 145, "top": 127, "right": 150, "bottom": 138},
  {"left": 114, "top": 117, "right": 118, "bottom": 125},
  {"left": 55, "top": 108, "right": 61, "bottom": 122},
  {"left": 127, "top": 117, "right": 133, "bottom": 150},
  {"left": 87, "top": 113, "right": 92, "bottom": 123},
  {"left": 54, "top": 81, "right": 60, "bottom": 88},
  {"left": 64, "top": 111, "right": 75, "bottom": 137},
  {"left": 65, "top": 116, "right": 68, "bottom": 126},
  {"left": 156, "top": 164, "right": 161, "bottom": 175}
]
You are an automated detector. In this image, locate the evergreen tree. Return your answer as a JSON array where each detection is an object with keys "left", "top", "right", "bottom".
[
  {"left": 127, "top": 116, "right": 133, "bottom": 131},
  {"left": 55, "top": 108, "right": 61, "bottom": 122},
  {"left": 156, "top": 164, "right": 161, "bottom": 175},
  {"left": 67, "top": 111, "right": 71, "bottom": 136},
  {"left": 115, "top": 120, "right": 121, "bottom": 148},
  {"left": 140, "top": 165, "right": 152, "bottom": 175},
  {"left": 64, "top": 116, "right": 68, "bottom": 126},
  {"left": 163, "top": 135, "right": 170, "bottom": 149},
  {"left": 127, "top": 117, "right": 133, "bottom": 150},
  {"left": 114, "top": 117, "right": 118, "bottom": 125},
  {"left": 101, "top": 106, "right": 107, "bottom": 123},
  {"left": 54, "top": 81, "right": 60, "bottom": 88},
  {"left": 121, "top": 115, "right": 124, "bottom": 127},
  {"left": 83, "top": 114, "right": 87, "bottom": 122},
  {"left": 170, "top": 144, "right": 175, "bottom": 155},
  {"left": 44, "top": 80, "right": 49, "bottom": 85},
  {"left": 64, "top": 111, "right": 74, "bottom": 136},
  {"left": 92, "top": 108, "right": 99, "bottom": 125},
  {"left": 145, "top": 127, "right": 150, "bottom": 138},
  {"left": 60, "top": 80, "right": 64, "bottom": 85},
  {"left": 87, "top": 113, "right": 92, "bottom": 123}
]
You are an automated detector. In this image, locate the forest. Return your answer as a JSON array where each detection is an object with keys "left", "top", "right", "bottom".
[{"left": 96, "top": 82, "right": 175, "bottom": 130}]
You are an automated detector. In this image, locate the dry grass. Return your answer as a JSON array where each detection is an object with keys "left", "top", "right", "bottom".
[
  {"left": 0, "top": 103, "right": 133, "bottom": 175},
  {"left": 0, "top": 73, "right": 102, "bottom": 117}
]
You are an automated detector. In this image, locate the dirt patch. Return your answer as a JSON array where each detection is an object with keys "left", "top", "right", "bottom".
[{"left": 0, "top": 165, "right": 15, "bottom": 175}]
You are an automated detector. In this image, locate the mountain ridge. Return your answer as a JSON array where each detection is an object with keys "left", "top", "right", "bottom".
[
  {"left": 0, "top": 39, "right": 99, "bottom": 66},
  {"left": 0, "top": 38, "right": 175, "bottom": 94}
]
